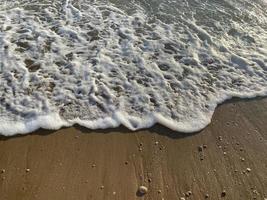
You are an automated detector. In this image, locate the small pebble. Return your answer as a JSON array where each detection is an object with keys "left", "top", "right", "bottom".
[
  {"left": 180, "top": 198, "right": 185, "bottom": 200},
  {"left": 185, "top": 191, "right": 192, "bottom": 197},
  {"left": 1, "top": 169, "right": 5, "bottom": 174},
  {"left": 252, "top": 189, "right": 258, "bottom": 195},
  {"left": 205, "top": 194, "right": 209, "bottom": 198},
  {"left": 100, "top": 185, "right": 104, "bottom": 190},
  {"left": 138, "top": 185, "right": 148, "bottom": 195},
  {"left": 198, "top": 146, "right": 203, "bottom": 152},
  {"left": 221, "top": 190, "right": 226, "bottom": 197},
  {"left": 26, "top": 168, "right": 30, "bottom": 172},
  {"left": 223, "top": 152, "right": 227, "bottom": 155},
  {"left": 203, "top": 144, "right": 207, "bottom": 149},
  {"left": 125, "top": 161, "right": 129, "bottom": 165},
  {"left": 113, "top": 191, "right": 116, "bottom": 195},
  {"left": 218, "top": 136, "right": 223, "bottom": 141},
  {"left": 155, "top": 141, "right": 159, "bottom": 145},
  {"left": 92, "top": 164, "right": 96, "bottom": 168},
  {"left": 241, "top": 158, "right": 245, "bottom": 162},
  {"left": 148, "top": 178, "right": 152, "bottom": 183},
  {"left": 157, "top": 190, "right": 162, "bottom": 194},
  {"left": 246, "top": 168, "right": 251, "bottom": 172}
]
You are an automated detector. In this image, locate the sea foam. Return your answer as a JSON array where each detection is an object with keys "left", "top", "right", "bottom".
[{"left": 0, "top": 0, "right": 266, "bottom": 135}]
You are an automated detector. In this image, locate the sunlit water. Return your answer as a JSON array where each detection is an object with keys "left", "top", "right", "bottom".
[{"left": 0, "top": 0, "right": 266, "bottom": 135}]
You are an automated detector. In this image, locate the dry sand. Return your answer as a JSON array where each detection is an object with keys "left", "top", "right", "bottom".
[{"left": 0, "top": 98, "right": 267, "bottom": 200}]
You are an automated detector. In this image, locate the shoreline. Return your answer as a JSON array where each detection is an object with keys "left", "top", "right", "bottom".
[
  {"left": 1, "top": 96, "right": 267, "bottom": 138},
  {"left": 0, "top": 97, "right": 267, "bottom": 200}
]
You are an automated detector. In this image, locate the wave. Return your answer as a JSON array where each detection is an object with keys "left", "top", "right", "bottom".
[{"left": 0, "top": 0, "right": 266, "bottom": 135}]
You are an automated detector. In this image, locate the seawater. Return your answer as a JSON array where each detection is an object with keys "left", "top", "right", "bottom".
[{"left": 0, "top": 0, "right": 266, "bottom": 135}]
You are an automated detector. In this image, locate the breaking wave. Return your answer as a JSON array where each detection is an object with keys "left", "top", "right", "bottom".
[{"left": 0, "top": 0, "right": 266, "bottom": 135}]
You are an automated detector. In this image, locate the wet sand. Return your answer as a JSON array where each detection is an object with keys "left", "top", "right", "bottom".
[{"left": 0, "top": 98, "right": 267, "bottom": 200}]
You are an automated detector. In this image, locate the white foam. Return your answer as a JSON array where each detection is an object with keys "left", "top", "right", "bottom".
[
  {"left": 0, "top": 0, "right": 266, "bottom": 136},
  {"left": 0, "top": 113, "right": 70, "bottom": 136}
]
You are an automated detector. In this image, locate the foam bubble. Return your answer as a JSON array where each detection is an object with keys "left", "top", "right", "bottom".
[{"left": 0, "top": 0, "right": 266, "bottom": 135}]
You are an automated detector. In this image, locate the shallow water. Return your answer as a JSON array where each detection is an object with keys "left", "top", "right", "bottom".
[{"left": 0, "top": 0, "right": 267, "bottom": 135}]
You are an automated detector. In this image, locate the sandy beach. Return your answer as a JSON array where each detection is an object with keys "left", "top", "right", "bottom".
[
  {"left": 1, "top": 0, "right": 267, "bottom": 199},
  {"left": 0, "top": 97, "right": 266, "bottom": 200}
]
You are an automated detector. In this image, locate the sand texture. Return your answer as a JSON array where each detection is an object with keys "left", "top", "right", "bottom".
[{"left": 0, "top": 98, "right": 267, "bottom": 200}]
